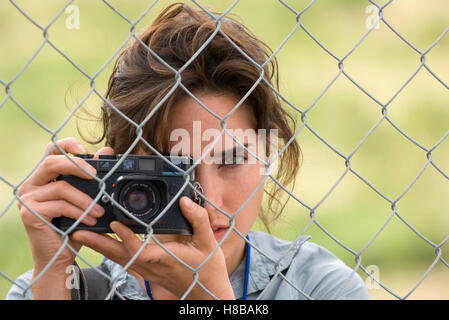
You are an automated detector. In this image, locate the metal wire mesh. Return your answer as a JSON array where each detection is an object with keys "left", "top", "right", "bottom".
[{"left": 0, "top": 0, "right": 448, "bottom": 300}]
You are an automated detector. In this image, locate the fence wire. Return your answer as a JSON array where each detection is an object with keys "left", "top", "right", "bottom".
[{"left": 0, "top": 0, "right": 448, "bottom": 300}]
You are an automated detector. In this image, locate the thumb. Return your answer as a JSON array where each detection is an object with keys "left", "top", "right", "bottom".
[
  {"left": 179, "top": 196, "right": 215, "bottom": 247},
  {"left": 93, "top": 146, "right": 115, "bottom": 159}
]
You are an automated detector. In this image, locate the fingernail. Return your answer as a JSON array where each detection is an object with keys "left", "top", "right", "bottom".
[
  {"left": 93, "top": 204, "right": 105, "bottom": 216},
  {"left": 77, "top": 144, "right": 87, "bottom": 154},
  {"left": 183, "top": 197, "right": 195, "bottom": 209},
  {"left": 85, "top": 216, "right": 97, "bottom": 225},
  {"left": 86, "top": 165, "right": 97, "bottom": 177},
  {"left": 110, "top": 221, "right": 122, "bottom": 232}
]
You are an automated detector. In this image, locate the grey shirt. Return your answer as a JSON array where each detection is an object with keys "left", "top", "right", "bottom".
[{"left": 6, "top": 230, "right": 369, "bottom": 300}]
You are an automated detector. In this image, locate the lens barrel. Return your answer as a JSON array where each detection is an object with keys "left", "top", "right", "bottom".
[{"left": 118, "top": 181, "right": 161, "bottom": 220}]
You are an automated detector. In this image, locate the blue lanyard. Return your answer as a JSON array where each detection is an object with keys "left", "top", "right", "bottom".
[
  {"left": 144, "top": 277, "right": 153, "bottom": 299},
  {"left": 242, "top": 234, "right": 251, "bottom": 300},
  {"left": 145, "top": 235, "right": 251, "bottom": 300}
]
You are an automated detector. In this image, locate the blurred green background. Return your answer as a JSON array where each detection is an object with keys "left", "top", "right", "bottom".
[{"left": 0, "top": 0, "right": 448, "bottom": 299}]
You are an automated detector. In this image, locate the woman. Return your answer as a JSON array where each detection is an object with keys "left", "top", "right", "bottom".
[{"left": 7, "top": 3, "right": 368, "bottom": 300}]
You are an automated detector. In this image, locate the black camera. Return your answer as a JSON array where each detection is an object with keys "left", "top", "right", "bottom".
[{"left": 53, "top": 154, "right": 203, "bottom": 235}]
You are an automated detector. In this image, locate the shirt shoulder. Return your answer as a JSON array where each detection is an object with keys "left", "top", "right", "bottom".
[
  {"left": 5, "top": 269, "right": 33, "bottom": 300},
  {"left": 248, "top": 231, "right": 369, "bottom": 300},
  {"left": 289, "top": 240, "right": 369, "bottom": 299}
]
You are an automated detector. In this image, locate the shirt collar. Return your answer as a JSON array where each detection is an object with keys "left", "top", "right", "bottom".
[
  {"left": 102, "top": 258, "right": 149, "bottom": 300},
  {"left": 230, "top": 230, "right": 311, "bottom": 299}
]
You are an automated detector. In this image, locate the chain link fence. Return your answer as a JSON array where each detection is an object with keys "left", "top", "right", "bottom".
[{"left": 0, "top": 0, "right": 448, "bottom": 300}]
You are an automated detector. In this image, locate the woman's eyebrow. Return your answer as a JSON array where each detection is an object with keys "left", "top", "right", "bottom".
[
  {"left": 172, "top": 143, "right": 253, "bottom": 158},
  {"left": 213, "top": 143, "right": 252, "bottom": 158}
]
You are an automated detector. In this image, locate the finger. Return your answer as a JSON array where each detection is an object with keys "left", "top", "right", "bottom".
[
  {"left": 110, "top": 221, "right": 143, "bottom": 253},
  {"left": 21, "top": 199, "right": 97, "bottom": 225},
  {"left": 28, "top": 155, "right": 97, "bottom": 187},
  {"left": 71, "top": 230, "right": 130, "bottom": 265},
  {"left": 179, "top": 196, "right": 214, "bottom": 246},
  {"left": 110, "top": 221, "right": 167, "bottom": 264},
  {"left": 45, "top": 137, "right": 87, "bottom": 156},
  {"left": 93, "top": 147, "right": 115, "bottom": 160},
  {"left": 26, "top": 180, "right": 105, "bottom": 218},
  {"left": 36, "top": 200, "right": 99, "bottom": 225}
]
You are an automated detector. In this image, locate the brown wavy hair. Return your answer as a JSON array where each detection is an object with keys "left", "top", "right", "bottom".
[{"left": 78, "top": 2, "right": 301, "bottom": 232}]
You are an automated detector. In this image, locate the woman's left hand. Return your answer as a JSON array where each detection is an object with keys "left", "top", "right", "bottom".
[{"left": 72, "top": 196, "right": 235, "bottom": 300}]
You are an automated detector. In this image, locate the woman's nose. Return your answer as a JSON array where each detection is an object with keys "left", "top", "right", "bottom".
[{"left": 195, "top": 166, "right": 225, "bottom": 217}]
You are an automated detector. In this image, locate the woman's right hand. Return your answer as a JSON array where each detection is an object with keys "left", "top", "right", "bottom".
[{"left": 17, "top": 138, "right": 112, "bottom": 298}]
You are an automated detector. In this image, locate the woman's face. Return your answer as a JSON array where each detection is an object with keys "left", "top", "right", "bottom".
[{"left": 166, "top": 92, "right": 266, "bottom": 268}]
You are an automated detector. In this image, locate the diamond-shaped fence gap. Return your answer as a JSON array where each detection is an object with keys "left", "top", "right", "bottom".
[
  {"left": 348, "top": 119, "right": 427, "bottom": 200},
  {"left": 2, "top": 43, "right": 91, "bottom": 131},
  {"left": 360, "top": 214, "right": 441, "bottom": 298},
  {"left": 303, "top": 75, "right": 382, "bottom": 157},
  {"left": 0, "top": 99, "right": 55, "bottom": 185},
  {"left": 309, "top": 171, "right": 395, "bottom": 255},
  {"left": 297, "top": 0, "right": 377, "bottom": 59},
  {"left": 354, "top": 216, "right": 435, "bottom": 299},
  {"left": 269, "top": 17, "right": 337, "bottom": 112},
  {"left": 0, "top": 5, "right": 44, "bottom": 82},
  {"left": 393, "top": 163, "right": 449, "bottom": 246},
  {"left": 44, "top": 1, "right": 134, "bottom": 77},
  {"left": 386, "top": 70, "right": 449, "bottom": 150},
  {"left": 293, "top": 128, "right": 349, "bottom": 207},
  {"left": 234, "top": 0, "right": 306, "bottom": 51},
  {"left": 384, "top": 0, "right": 449, "bottom": 51},
  {"left": 221, "top": 0, "right": 304, "bottom": 69},
  {"left": 342, "top": 22, "right": 423, "bottom": 105}
]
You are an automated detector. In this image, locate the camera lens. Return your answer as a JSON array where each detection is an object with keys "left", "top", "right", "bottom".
[
  {"left": 127, "top": 189, "right": 149, "bottom": 211},
  {"left": 119, "top": 181, "right": 161, "bottom": 220}
]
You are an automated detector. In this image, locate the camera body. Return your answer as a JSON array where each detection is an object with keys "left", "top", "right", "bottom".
[{"left": 53, "top": 154, "right": 202, "bottom": 235}]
